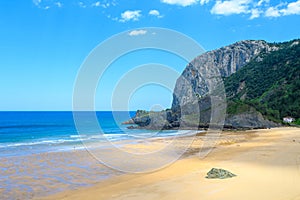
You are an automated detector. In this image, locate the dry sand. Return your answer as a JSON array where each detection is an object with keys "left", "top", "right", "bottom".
[{"left": 41, "top": 127, "right": 300, "bottom": 200}]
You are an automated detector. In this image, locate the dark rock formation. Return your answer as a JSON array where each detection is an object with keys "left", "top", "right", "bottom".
[
  {"left": 130, "top": 110, "right": 179, "bottom": 130},
  {"left": 122, "top": 119, "right": 135, "bottom": 125},
  {"left": 206, "top": 168, "right": 236, "bottom": 179},
  {"left": 225, "top": 112, "right": 278, "bottom": 129}
]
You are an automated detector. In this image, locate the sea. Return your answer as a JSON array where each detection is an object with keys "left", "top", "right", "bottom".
[
  {"left": 0, "top": 111, "right": 194, "bottom": 199},
  {"left": 0, "top": 111, "right": 191, "bottom": 158}
]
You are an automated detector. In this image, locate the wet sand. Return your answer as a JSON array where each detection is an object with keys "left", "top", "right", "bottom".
[
  {"left": 0, "top": 146, "right": 124, "bottom": 199},
  {"left": 40, "top": 127, "right": 300, "bottom": 200}
]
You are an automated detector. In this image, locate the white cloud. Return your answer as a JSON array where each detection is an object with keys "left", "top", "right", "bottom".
[
  {"left": 281, "top": 0, "right": 300, "bottom": 15},
  {"left": 120, "top": 10, "right": 142, "bottom": 22},
  {"left": 149, "top": 9, "right": 160, "bottom": 16},
  {"left": 149, "top": 10, "right": 163, "bottom": 18},
  {"left": 102, "top": 3, "right": 109, "bottom": 8},
  {"left": 200, "top": 0, "right": 210, "bottom": 5},
  {"left": 33, "top": 0, "right": 63, "bottom": 9},
  {"left": 159, "top": 0, "right": 300, "bottom": 19},
  {"left": 161, "top": 0, "right": 199, "bottom": 7},
  {"left": 250, "top": 8, "right": 261, "bottom": 19},
  {"left": 78, "top": 2, "right": 87, "bottom": 8},
  {"left": 92, "top": 1, "right": 101, "bottom": 7},
  {"left": 257, "top": 0, "right": 269, "bottom": 7},
  {"left": 31, "top": 0, "right": 300, "bottom": 20},
  {"left": 264, "top": 0, "right": 300, "bottom": 17},
  {"left": 55, "top": 2, "right": 62, "bottom": 8},
  {"left": 211, "top": 0, "right": 251, "bottom": 15},
  {"left": 265, "top": 6, "right": 280, "bottom": 17},
  {"left": 33, "top": 0, "right": 41, "bottom": 6},
  {"left": 128, "top": 30, "right": 147, "bottom": 36}
]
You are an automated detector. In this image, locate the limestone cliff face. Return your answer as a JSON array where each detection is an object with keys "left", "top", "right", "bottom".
[
  {"left": 129, "top": 40, "right": 280, "bottom": 130},
  {"left": 172, "top": 40, "right": 275, "bottom": 112}
]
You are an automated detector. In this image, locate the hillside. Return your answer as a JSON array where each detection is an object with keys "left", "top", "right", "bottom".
[
  {"left": 224, "top": 39, "right": 300, "bottom": 123},
  {"left": 128, "top": 39, "right": 300, "bottom": 129}
]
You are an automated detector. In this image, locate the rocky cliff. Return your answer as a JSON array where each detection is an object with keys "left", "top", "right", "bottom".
[
  {"left": 128, "top": 40, "right": 282, "bottom": 130},
  {"left": 172, "top": 40, "right": 276, "bottom": 112}
]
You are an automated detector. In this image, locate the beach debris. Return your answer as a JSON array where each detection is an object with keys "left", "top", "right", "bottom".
[{"left": 206, "top": 168, "right": 236, "bottom": 179}]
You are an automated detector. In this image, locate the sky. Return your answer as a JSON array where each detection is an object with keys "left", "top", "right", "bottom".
[{"left": 0, "top": 0, "right": 300, "bottom": 111}]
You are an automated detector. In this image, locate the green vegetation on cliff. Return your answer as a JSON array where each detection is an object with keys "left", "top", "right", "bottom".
[{"left": 224, "top": 39, "right": 300, "bottom": 123}]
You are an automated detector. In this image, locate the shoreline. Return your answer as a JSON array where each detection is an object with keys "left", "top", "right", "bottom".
[
  {"left": 0, "top": 129, "right": 201, "bottom": 199},
  {"left": 40, "top": 127, "right": 300, "bottom": 200}
]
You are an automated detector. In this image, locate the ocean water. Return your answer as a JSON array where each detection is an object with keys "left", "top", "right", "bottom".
[
  {"left": 0, "top": 111, "right": 191, "bottom": 158},
  {"left": 0, "top": 111, "right": 197, "bottom": 199}
]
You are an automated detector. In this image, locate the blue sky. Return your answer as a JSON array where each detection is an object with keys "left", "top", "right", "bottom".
[{"left": 0, "top": 0, "right": 300, "bottom": 111}]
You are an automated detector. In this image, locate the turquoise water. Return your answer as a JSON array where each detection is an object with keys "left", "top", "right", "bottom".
[
  {"left": 0, "top": 111, "right": 194, "bottom": 199},
  {"left": 0, "top": 111, "right": 188, "bottom": 157}
]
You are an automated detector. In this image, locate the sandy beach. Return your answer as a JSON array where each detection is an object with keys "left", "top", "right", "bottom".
[{"left": 38, "top": 127, "right": 300, "bottom": 200}]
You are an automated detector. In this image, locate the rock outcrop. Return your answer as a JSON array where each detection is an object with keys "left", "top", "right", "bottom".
[
  {"left": 172, "top": 40, "right": 275, "bottom": 112},
  {"left": 225, "top": 112, "right": 278, "bottom": 129},
  {"left": 128, "top": 40, "right": 280, "bottom": 130}
]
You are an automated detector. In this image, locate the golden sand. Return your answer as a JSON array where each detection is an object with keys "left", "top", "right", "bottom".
[{"left": 41, "top": 127, "right": 300, "bottom": 200}]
